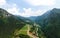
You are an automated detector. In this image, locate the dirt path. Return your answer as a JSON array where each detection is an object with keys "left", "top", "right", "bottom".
[{"left": 27, "top": 25, "right": 39, "bottom": 38}]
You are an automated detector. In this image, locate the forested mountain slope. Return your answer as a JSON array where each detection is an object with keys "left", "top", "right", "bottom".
[
  {"left": 35, "top": 8, "right": 60, "bottom": 38},
  {"left": 0, "top": 8, "right": 32, "bottom": 38}
]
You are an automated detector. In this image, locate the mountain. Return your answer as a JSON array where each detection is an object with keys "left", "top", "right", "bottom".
[
  {"left": 1, "top": 8, "right": 60, "bottom": 38},
  {"left": 0, "top": 8, "right": 33, "bottom": 38},
  {"left": 27, "top": 16, "right": 37, "bottom": 21},
  {"left": 0, "top": 8, "right": 46, "bottom": 38},
  {"left": 35, "top": 8, "right": 60, "bottom": 38},
  {"left": 16, "top": 16, "right": 34, "bottom": 25}
]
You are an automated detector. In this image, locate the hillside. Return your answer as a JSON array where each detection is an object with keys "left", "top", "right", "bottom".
[
  {"left": 0, "top": 8, "right": 33, "bottom": 38},
  {"left": 35, "top": 8, "right": 60, "bottom": 38},
  {"left": 1, "top": 8, "right": 60, "bottom": 38},
  {"left": 0, "top": 8, "right": 47, "bottom": 38}
]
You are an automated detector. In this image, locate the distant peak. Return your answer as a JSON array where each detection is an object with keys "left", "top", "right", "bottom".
[
  {"left": 52, "top": 8, "right": 60, "bottom": 11},
  {"left": 52, "top": 8, "right": 57, "bottom": 11},
  {"left": 53, "top": 8, "right": 57, "bottom": 9},
  {"left": 0, "top": 8, "right": 3, "bottom": 10},
  {"left": 50, "top": 8, "right": 60, "bottom": 13},
  {"left": 0, "top": 8, "right": 7, "bottom": 12}
]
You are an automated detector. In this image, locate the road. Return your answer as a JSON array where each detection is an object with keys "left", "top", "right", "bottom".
[{"left": 27, "top": 25, "right": 39, "bottom": 38}]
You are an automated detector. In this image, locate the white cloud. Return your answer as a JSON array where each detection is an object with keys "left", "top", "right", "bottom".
[
  {"left": 0, "top": 0, "right": 6, "bottom": 5},
  {"left": 19, "top": 8, "right": 47, "bottom": 17},
  {"left": 0, "top": 0, "right": 48, "bottom": 17},
  {"left": 6, "top": 6, "right": 47, "bottom": 17},
  {"left": 24, "top": 0, "right": 55, "bottom": 6},
  {"left": 5, "top": 3, "right": 47, "bottom": 17},
  {"left": 0, "top": 0, "right": 20, "bottom": 15},
  {"left": 7, "top": 7, "right": 47, "bottom": 17},
  {"left": 6, "top": 4, "right": 20, "bottom": 15}
]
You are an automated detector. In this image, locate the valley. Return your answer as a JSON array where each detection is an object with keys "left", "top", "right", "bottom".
[{"left": 0, "top": 8, "right": 60, "bottom": 38}]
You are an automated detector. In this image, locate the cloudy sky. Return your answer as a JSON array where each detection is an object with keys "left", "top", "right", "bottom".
[{"left": 0, "top": 0, "right": 60, "bottom": 17}]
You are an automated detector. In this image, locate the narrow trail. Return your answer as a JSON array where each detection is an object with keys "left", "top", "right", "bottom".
[{"left": 27, "top": 25, "right": 39, "bottom": 38}]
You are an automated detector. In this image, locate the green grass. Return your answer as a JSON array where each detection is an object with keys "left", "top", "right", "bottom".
[
  {"left": 14, "top": 24, "right": 32, "bottom": 38},
  {"left": 20, "top": 25, "right": 28, "bottom": 30},
  {"left": 19, "top": 30, "right": 27, "bottom": 35},
  {"left": 16, "top": 24, "right": 29, "bottom": 35}
]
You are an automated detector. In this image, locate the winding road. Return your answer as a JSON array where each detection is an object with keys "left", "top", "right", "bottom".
[{"left": 27, "top": 25, "right": 39, "bottom": 38}]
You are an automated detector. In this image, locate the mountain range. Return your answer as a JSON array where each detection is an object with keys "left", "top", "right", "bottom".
[{"left": 0, "top": 8, "right": 60, "bottom": 38}]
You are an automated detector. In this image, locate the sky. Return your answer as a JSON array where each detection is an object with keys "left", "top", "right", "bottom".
[{"left": 0, "top": 0, "right": 60, "bottom": 17}]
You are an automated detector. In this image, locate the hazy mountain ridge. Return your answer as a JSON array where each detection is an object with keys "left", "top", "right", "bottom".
[{"left": 27, "top": 16, "right": 37, "bottom": 21}]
